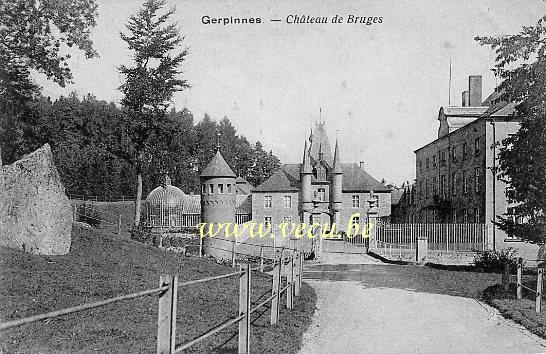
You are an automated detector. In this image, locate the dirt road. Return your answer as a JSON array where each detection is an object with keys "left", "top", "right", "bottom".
[{"left": 299, "top": 263, "right": 546, "bottom": 353}]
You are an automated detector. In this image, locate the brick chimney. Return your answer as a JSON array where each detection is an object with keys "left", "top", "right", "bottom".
[
  {"left": 468, "top": 75, "right": 482, "bottom": 106},
  {"left": 462, "top": 90, "right": 469, "bottom": 106},
  {"left": 360, "top": 161, "right": 365, "bottom": 170}
]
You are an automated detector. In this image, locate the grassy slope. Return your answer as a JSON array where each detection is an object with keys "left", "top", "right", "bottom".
[
  {"left": 0, "top": 225, "right": 316, "bottom": 353},
  {"left": 72, "top": 201, "right": 136, "bottom": 238},
  {"left": 483, "top": 281, "right": 546, "bottom": 339}
]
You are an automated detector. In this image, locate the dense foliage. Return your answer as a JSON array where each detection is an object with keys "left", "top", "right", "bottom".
[
  {"left": 0, "top": 0, "right": 99, "bottom": 164},
  {"left": 2, "top": 93, "right": 279, "bottom": 198},
  {"left": 476, "top": 16, "right": 546, "bottom": 243},
  {"left": 1, "top": 0, "right": 280, "bottom": 202},
  {"left": 473, "top": 248, "right": 518, "bottom": 273}
]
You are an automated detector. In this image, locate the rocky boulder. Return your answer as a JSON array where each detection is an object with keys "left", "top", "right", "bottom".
[{"left": 0, "top": 144, "right": 72, "bottom": 255}]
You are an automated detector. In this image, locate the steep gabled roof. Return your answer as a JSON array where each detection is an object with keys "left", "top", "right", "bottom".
[
  {"left": 252, "top": 168, "right": 300, "bottom": 192},
  {"left": 200, "top": 151, "right": 236, "bottom": 178},
  {"left": 253, "top": 163, "right": 389, "bottom": 192}
]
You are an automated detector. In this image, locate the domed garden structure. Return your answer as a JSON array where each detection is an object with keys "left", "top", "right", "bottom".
[{"left": 143, "top": 175, "right": 186, "bottom": 230}]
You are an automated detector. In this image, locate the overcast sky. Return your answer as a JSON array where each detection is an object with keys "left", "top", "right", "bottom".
[{"left": 35, "top": 0, "right": 545, "bottom": 186}]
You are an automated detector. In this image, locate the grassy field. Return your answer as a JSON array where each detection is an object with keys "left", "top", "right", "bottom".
[
  {"left": 0, "top": 224, "right": 316, "bottom": 353},
  {"left": 72, "top": 201, "right": 136, "bottom": 238},
  {"left": 483, "top": 280, "right": 546, "bottom": 340}
]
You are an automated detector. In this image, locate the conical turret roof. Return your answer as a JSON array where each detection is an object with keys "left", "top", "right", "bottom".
[
  {"left": 332, "top": 139, "right": 342, "bottom": 174},
  {"left": 200, "top": 151, "right": 236, "bottom": 178},
  {"left": 301, "top": 140, "right": 312, "bottom": 174}
]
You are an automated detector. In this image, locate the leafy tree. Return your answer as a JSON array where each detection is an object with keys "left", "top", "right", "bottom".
[
  {"left": 0, "top": 0, "right": 99, "bottom": 163},
  {"left": 248, "top": 141, "right": 280, "bottom": 186},
  {"left": 476, "top": 16, "right": 546, "bottom": 243},
  {"left": 117, "top": 0, "right": 189, "bottom": 226}
]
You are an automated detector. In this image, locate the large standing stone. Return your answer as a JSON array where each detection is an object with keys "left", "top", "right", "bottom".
[{"left": 0, "top": 144, "right": 72, "bottom": 255}]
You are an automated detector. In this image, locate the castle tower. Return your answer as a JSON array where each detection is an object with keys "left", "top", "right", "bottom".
[
  {"left": 200, "top": 150, "right": 236, "bottom": 259},
  {"left": 330, "top": 139, "right": 343, "bottom": 226},
  {"left": 301, "top": 140, "right": 313, "bottom": 224}
]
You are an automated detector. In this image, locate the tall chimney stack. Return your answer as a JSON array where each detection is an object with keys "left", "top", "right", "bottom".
[
  {"left": 360, "top": 161, "right": 365, "bottom": 170},
  {"left": 468, "top": 75, "right": 482, "bottom": 106},
  {"left": 462, "top": 90, "right": 469, "bottom": 107}
]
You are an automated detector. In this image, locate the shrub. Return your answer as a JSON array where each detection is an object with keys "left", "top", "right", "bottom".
[
  {"left": 474, "top": 248, "right": 518, "bottom": 273},
  {"left": 130, "top": 226, "right": 152, "bottom": 244},
  {"left": 76, "top": 203, "right": 101, "bottom": 228}
]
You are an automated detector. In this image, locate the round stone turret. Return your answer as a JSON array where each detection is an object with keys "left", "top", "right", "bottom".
[{"left": 200, "top": 151, "right": 237, "bottom": 225}]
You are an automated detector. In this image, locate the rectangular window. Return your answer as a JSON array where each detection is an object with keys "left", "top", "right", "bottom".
[
  {"left": 463, "top": 209, "right": 468, "bottom": 223},
  {"left": 474, "top": 137, "right": 480, "bottom": 156},
  {"left": 451, "top": 146, "right": 456, "bottom": 161},
  {"left": 451, "top": 172, "right": 457, "bottom": 195},
  {"left": 425, "top": 157, "right": 430, "bottom": 170},
  {"left": 208, "top": 184, "right": 214, "bottom": 194},
  {"left": 462, "top": 170, "right": 468, "bottom": 193},
  {"left": 462, "top": 142, "right": 468, "bottom": 158},
  {"left": 264, "top": 216, "right": 272, "bottom": 225},
  {"left": 474, "top": 167, "right": 480, "bottom": 192},
  {"left": 432, "top": 177, "right": 438, "bottom": 196},
  {"left": 425, "top": 179, "right": 429, "bottom": 198},
  {"left": 474, "top": 208, "right": 480, "bottom": 223},
  {"left": 440, "top": 150, "right": 446, "bottom": 166},
  {"left": 283, "top": 216, "right": 292, "bottom": 223},
  {"left": 318, "top": 188, "right": 326, "bottom": 202},
  {"left": 432, "top": 155, "right": 437, "bottom": 168},
  {"left": 227, "top": 184, "right": 232, "bottom": 194},
  {"left": 352, "top": 195, "right": 360, "bottom": 208},
  {"left": 264, "top": 195, "right": 272, "bottom": 208},
  {"left": 419, "top": 181, "right": 423, "bottom": 199},
  {"left": 418, "top": 161, "right": 423, "bottom": 174},
  {"left": 283, "top": 195, "right": 292, "bottom": 208},
  {"left": 218, "top": 184, "right": 224, "bottom": 194}
]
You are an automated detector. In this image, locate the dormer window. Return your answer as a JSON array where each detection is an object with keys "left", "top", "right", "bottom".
[{"left": 316, "top": 166, "right": 326, "bottom": 181}]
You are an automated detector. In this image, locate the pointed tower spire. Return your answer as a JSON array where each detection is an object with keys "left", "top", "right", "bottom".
[
  {"left": 301, "top": 140, "right": 312, "bottom": 174},
  {"left": 332, "top": 139, "right": 342, "bottom": 174}
]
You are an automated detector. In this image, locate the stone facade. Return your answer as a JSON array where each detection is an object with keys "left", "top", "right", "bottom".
[
  {"left": 413, "top": 75, "right": 539, "bottom": 255},
  {"left": 0, "top": 144, "right": 72, "bottom": 255},
  {"left": 252, "top": 122, "right": 391, "bottom": 234}
]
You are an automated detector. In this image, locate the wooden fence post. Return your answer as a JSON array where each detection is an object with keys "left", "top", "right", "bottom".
[
  {"left": 259, "top": 245, "right": 264, "bottom": 273},
  {"left": 118, "top": 215, "right": 122, "bottom": 238},
  {"left": 536, "top": 268, "right": 543, "bottom": 314},
  {"left": 238, "top": 263, "right": 251, "bottom": 354},
  {"left": 286, "top": 255, "right": 293, "bottom": 310},
  {"left": 231, "top": 241, "right": 236, "bottom": 268},
  {"left": 299, "top": 250, "right": 303, "bottom": 290},
  {"left": 157, "top": 275, "right": 178, "bottom": 354},
  {"left": 270, "top": 258, "right": 281, "bottom": 325},
  {"left": 517, "top": 258, "right": 523, "bottom": 300},
  {"left": 199, "top": 236, "right": 203, "bottom": 258},
  {"left": 294, "top": 252, "right": 301, "bottom": 297}
]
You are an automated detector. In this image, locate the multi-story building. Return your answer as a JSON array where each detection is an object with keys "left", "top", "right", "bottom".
[
  {"left": 414, "top": 75, "right": 536, "bottom": 254},
  {"left": 252, "top": 122, "right": 391, "bottom": 231}
]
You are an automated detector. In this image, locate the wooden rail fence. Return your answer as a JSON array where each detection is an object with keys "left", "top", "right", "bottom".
[
  {"left": 0, "top": 249, "right": 304, "bottom": 353},
  {"left": 514, "top": 258, "right": 545, "bottom": 314}
]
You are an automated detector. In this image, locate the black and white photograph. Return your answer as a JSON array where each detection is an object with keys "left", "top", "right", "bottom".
[{"left": 1, "top": 0, "right": 546, "bottom": 352}]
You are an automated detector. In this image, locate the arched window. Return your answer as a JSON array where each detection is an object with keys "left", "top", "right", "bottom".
[{"left": 316, "top": 166, "right": 326, "bottom": 181}]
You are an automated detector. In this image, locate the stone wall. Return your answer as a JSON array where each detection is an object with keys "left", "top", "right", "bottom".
[{"left": 0, "top": 144, "right": 72, "bottom": 255}]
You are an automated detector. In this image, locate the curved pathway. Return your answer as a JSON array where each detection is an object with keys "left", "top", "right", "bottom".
[{"left": 299, "top": 261, "right": 546, "bottom": 353}]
